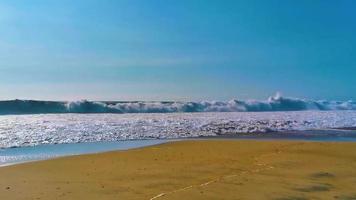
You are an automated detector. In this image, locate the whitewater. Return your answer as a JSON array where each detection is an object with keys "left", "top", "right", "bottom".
[
  {"left": 1, "top": 94, "right": 356, "bottom": 149},
  {"left": 1, "top": 111, "right": 356, "bottom": 148}
]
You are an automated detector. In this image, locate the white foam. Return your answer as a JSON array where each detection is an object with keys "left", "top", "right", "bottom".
[
  {"left": 1, "top": 111, "right": 356, "bottom": 148},
  {"left": 0, "top": 94, "right": 355, "bottom": 114}
]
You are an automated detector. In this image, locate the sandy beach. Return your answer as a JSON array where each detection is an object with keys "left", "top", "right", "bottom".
[{"left": 1, "top": 140, "right": 356, "bottom": 200}]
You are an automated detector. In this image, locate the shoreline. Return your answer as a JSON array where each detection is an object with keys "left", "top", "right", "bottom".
[
  {"left": 1, "top": 139, "right": 356, "bottom": 199},
  {"left": 2, "top": 129, "right": 356, "bottom": 167},
  {"left": 0, "top": 139, "right": 173, "bottom": 167}
]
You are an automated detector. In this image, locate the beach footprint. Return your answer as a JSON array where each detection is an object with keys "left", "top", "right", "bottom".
[
  {"left": 334, "top": 194, "right": 356, "bottom": 200},
  {"left": 274, "top": 196, "right": 308, "bottom": 200},
  {"left": 294, "top": 183, "right": 333, "bottom": 193},
  {"left": 309, "top": 172, "right": 335, "bottom": 179}
]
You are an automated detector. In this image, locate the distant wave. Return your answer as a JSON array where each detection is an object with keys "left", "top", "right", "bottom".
[{"left": 0, "top": 94, "right": 355, "bottom": 114}]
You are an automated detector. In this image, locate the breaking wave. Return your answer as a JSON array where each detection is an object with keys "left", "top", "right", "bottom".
[{"left": 0, "top": 94, "right": 355, "bottom": 114}]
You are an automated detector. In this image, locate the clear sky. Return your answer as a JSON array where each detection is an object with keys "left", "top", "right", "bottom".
[{"left": 0, "top": 0, "right": 355, "bottom": 101}]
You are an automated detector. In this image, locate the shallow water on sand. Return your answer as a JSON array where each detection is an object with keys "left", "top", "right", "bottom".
[
  {"left": 2, "top": 111, "right": 356, "bottom": 166},
  {"left": 2, "top": 129, "right": 356, "bottom": 166},
  {"left": 0, "top": 139, "right": 169, "bottom": 166}
]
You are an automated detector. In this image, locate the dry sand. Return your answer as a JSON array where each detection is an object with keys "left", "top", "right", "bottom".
[{"left": 1, "top": 140, "right": 356, "bottom": 200}]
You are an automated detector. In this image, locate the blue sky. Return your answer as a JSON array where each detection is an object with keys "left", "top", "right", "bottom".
[{"left": 0, "top": 0, "right": 355, "bottom": 101}]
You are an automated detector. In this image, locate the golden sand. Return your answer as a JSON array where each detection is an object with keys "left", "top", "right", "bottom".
[{"left": 1, "top": 140, "right": 356, "bottom": 200}]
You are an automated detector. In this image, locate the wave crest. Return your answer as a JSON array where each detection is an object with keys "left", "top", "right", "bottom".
[{"left": 0, "top": 94, "right": 355, "bottom": 114}]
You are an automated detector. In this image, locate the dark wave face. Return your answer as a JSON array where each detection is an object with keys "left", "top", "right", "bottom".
[{"left": 0, "top": 94, "right": 355, "bottom": 115}]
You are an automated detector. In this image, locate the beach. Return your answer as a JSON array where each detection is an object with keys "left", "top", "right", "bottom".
[
  {"left": 1, "top": 140, "right": 356, "bottom": 200},
  {"left": 2, "top": 0, "right": 356, "bottom": 199}
]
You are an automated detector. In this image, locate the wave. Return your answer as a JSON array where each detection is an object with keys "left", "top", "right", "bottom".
[
  {"left": 2, "top": 111, "right": 356, "bottom": 148},
  {"left": 0, "top": 94, "right": 355, "bottom": 114}
]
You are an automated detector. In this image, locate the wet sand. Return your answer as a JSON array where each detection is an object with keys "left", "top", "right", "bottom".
[{"left": 1, "top": 140, "right": 356, "bottom": 200}]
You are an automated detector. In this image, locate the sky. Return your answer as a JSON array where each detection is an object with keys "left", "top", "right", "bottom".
[{"left": 0, "top": 0, "right": 355, "bottom": 101}]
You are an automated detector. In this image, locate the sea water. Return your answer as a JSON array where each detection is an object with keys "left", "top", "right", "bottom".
[{"left": 1, "top": 111, "right": 356, "bottom": 166}]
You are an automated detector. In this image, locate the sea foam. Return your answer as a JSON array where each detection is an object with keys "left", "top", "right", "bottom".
[{"left": 1, "top": 111, "right": 356, "bottom": 148}]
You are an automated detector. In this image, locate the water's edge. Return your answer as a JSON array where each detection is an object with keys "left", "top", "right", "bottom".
[
  {"left": 2, "top": 128, "right": 356, "bottom": 167},
  {"left": 0, "top": 139, "right": 173, "bottom": 167}
]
